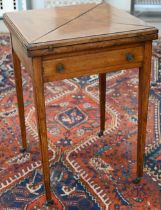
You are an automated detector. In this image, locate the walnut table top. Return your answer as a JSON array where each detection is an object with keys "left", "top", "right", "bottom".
[{"left": 4, "top": 2, "right": 158, "bottom": 57}]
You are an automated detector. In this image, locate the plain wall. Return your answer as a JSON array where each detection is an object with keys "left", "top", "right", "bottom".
[
  {"left": 31, "top": 0, "right": 131, "bottom": 11},
  {"left": 106, "top": 0, "right": 131, "bottom": 11}
]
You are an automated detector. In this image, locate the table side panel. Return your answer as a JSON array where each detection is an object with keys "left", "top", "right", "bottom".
[
  {"left": 11, "top": 33, "right": 33, "bottom": 77},
  {"left": 28, "top": 32, "right": 157, "bottom": 57},
  {"left": 43, "top": 45, "right": 144, "bottom": 82}
]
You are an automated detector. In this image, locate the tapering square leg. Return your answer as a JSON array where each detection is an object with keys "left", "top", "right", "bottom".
[
  {"left": 134, "top": 41, "right": 152, "bottom": 183},
  {"left": 98, "top": 73, "right": 106, "bottom": 137},
  {"left": 32, "top": 58, "right": 53, "bottom": 204},
  {"left": 12, "top": 48, "right": 27, "bottom": 152}
]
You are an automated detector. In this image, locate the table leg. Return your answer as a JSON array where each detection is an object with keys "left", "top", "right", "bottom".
[
  {"left": 32, "top": 58, "right": 53, "bottom": 205},
  {"left": 134, "top": 41, "right": 152, "bottom": 184},
  {"left": 98, "top": 73, "right": 106, "bottom": 137},
  {"left": 12, "top": 48, "right": 27, "bottom": 153}
]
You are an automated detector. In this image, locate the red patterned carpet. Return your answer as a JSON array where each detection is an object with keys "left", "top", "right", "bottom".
[{"left": 0, "top": 34, "right": 161, "bottom": 209}]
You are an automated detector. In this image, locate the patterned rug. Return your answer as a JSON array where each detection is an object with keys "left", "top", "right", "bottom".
[{"left": 0, "top": 34, "right": 160, "bottom": 209}]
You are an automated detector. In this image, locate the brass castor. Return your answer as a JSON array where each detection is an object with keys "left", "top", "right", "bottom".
[
  {"left": 46, "top": 199, "right": 54, "bottom": 206},
  {"left": 133, "top": 177, "right": 142, "bottom": 184},
  {"left": 98, "top": 130, "right": 104, "bottom": 137},
  {"left": 20, "top": 148, "right": 27, "bottom": 153}
]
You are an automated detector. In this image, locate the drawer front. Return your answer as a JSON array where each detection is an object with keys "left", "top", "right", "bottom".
[{"left": 43, "top": 46, "right": 144, "bottom": 82}]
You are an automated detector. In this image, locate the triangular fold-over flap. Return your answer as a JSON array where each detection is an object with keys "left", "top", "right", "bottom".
[
  {"left": 6, "top": 3, "right": 97, "bottom": 43},
  {"left": 33, "top": 3, "right": 153, "bottom": 45}
]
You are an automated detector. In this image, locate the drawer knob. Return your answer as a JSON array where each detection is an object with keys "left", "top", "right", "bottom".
[
  {"left": 126, "top": 53, "right": 135, "bottom": 62},
  {"left": 56, "top": 64, "right": 65, "bottom": 73}
]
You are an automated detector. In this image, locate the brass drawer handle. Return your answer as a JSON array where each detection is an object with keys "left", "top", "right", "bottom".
[
  {"left": 56, "top": 64, "right": 65, "bottom": 73},
  {"left": 126, "top": 53, "right": 135, "bottom": 62}
]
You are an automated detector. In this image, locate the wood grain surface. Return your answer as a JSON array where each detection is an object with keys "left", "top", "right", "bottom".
[
  {"left": 3, "top": 2, "right": 159, "bottom": 203},
  {"left": 3, "top": 2, "right": 158, "bottom": 56}
]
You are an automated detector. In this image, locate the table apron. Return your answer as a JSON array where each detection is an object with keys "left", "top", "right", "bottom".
[{"left": 43, "top": 46, "right": 144, "bottom": 82}]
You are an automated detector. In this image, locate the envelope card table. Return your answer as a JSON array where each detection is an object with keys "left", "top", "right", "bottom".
[{"left": 3, "top": 2, "right": 158, "bottom": 205}]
